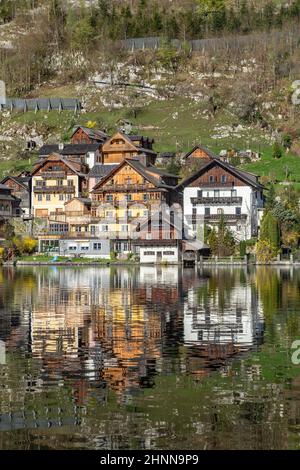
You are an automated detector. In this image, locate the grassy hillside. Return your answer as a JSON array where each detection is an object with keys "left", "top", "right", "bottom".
[{"left": 1, "top": 97, "right": 299, "bottom": 185}]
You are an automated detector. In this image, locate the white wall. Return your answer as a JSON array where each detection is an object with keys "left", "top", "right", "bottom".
[
  {"left": 183, "top": 185, "right": 260, "bottom": 241},
  {"left": 139, "top": 245, "right": 179, "bottom": 264}
]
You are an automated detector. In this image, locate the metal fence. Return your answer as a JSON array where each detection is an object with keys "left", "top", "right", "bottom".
[
  {"left": 122, "top": 29, "right": 300, "bottom": 53},
  {"left": 0, "top": 97, "right": 81, "bottom": 112}
]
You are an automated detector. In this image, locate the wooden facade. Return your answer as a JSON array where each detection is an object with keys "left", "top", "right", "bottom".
[
  {"left": 71, "top": 126, "right": 108, "bottom": 145},
  {"left": 101, "top": 132, "right": 156, "bottom": 165},
  {"left": 0, "top": 175, "right": 31, "bottom": 215},
  {"left": 184, "top": 145, "right": 216, "bottom": 163}
]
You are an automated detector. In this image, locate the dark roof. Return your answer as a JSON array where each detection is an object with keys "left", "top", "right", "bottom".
[
  {"left": 159, "top": 152, "right": 176, "bottom": 158},
  {"left": 0, "top": 183, "right": 10, "bottom": 191},
  {"left": 88, "top": 164, "right": 118, "bottom": 178},
  {"left": 178, "top": 158, "right": 263, "bottom": 190},
  {"left": 39, "top": 143, "right": 100, "bottom": 156},
  {"left": 1, "top": 176, "right": 30, "bottom": 190},
  {"left": 92, "top": 159, "right": 176, "bottom": 192},
  {"left": 184, "top": 144, "right": 217, "bottom": 160},
  {"left": 71, "top": 126, "right": 108, "bottom": 142}
]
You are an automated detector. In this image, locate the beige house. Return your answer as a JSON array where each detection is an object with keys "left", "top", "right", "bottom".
[{"left": 31, "top": 153, "right": 87, "bottom": 219}]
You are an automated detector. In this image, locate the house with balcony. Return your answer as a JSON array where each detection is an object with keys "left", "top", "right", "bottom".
[
  {"left": 91, "top": 157, "right": 179, "bottom": 254},
  {"left": 38, "top": 143, "right": 101, "bottom": 170},
  {"left": 1, "top": 173, "right": 32, "bottom": 217},
  {"left": 31, "top": 153, "right": 88, "bottom": 219},
  {"left": 179, "top": 158, "right": 264, "bottom": 241}
]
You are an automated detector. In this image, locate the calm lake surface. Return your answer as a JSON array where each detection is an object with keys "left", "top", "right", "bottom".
[{"left": 0, "top": 265, "right": 300, "bottom": 450}]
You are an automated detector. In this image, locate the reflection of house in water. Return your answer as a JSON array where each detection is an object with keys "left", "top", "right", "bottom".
[
  {"left": 29, "top": 267, "right": 175, "bottom": 402},
  {"left": 184, "top": 268, "right": 264, "bottom": 373}
]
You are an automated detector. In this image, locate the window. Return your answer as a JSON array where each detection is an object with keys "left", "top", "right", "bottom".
[
  {"left": 236, "top": 207, "right": 241, "bottom": 215},
  {"left": 106, "top": 195, "right": 113, "bottom": 203},
  {"left": 197, "top": 331, "right": 203, "bottom": 341},
  {"left": 36, "top": 180, "right": 42, "bottom": 187},
  {"left": 102, "top": 225, "right": 108, "bottom": 232},
  {"left": 197, "top": 190, "right": 202, "bottom": 198},
  {"left": 205, "top": 207, "right": 210, "bottom": 215},
  {"left": 80, "top": 245, "right": 89, "bottom": 251},
  {"left": 68, "top": 180, "right": 74, "bottom": 186},
  {"left": 59, "top": 194, "right": 64, "bottom": 201},
  {"left": 38, "top": 194, "right": 42, "bottom": 201},
  {"left": 121, "top": 225, "right": 128, "bottom": 232},
  {"left": 93, "top": 243, "right": 102, "bottom": 250},
  {"left": 57, "top": 179, "right": 63, "bottom": 186},
  {"left": 90, "top": 225, "right": 96, "bottom": 234},
  {"left": 221, "top": 175, "right": 227, "bottom": 183},
  {"left": 209, "top": 175, "right": 215, "bottom": 183},
  {"left": 68, "top": 246, "right": 77, "bottom": 251},
  {"left": 214, "top": 190, "right": 220, "bottom": 197},
  {"left": 126, "top": 194, "right": 132, "bottom": 202},
  {"left": 46, "top": 195, "right": 50, "bottom": 201},
  {"left": 217, "top": 208, "right": 223, "bottom": 214},
  {"left": 144, "top": 251, "right": 155, "bottom": 256},
  {"left": 163, "top": 251, "right": 175, "bottom": 255},
  {"left": 143, "top": 193, "right": 148, "bottom": 201},
  {"left": 231, "top": 189, "right": 237, "bottom": 197}
]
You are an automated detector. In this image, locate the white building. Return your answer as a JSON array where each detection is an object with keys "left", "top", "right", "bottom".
[{"left": 180, "top": 158, "right": 264, "bottom": 241}]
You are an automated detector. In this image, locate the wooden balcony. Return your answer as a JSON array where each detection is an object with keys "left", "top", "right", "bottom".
[
  {"left": 40, "top": 171, "right": 67, "bottom": 178},
  {"left": 94, "top": 183, "right": 152, "bottom": 193},
  {"left": 198, "top": 182, "right": 235, "bottom": 187},
  {"left": 34, "top": 186, "right": 75, "bottom": 193},
  {"left": 191, "top": 196, "right": 242, "bottom": 205}
]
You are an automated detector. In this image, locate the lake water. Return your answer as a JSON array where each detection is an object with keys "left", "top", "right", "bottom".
[{"left": 0, "top": 265, "right": 300, "bottom": 450}]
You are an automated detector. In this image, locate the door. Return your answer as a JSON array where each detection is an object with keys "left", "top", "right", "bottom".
[{"left": 157, "top": 251, "right": 162, "bottom": 262}]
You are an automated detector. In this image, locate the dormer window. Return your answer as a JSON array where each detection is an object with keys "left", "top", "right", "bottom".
[
  {"left": 221, "top": 175, "right": 227, "bottom": 183},
  {"left": 209, "top": 175, "right": 215, "bottom": 183}
]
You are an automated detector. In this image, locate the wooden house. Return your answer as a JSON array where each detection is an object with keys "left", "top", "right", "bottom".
[
  {"left": 90, "top": 157, "right": 179, "bottom": 245},
  {"left": 183, "top": 144, "right": 216, "bottom": 164},
  {"left": 70, "top": 125, "right": 108, "bottom": 145},
  {"left": 0, "top": 184, "right": 21, "bottom": 223},
  {"left": 101, "top": 132, "right": 156, "bottom": 165},
  {"left": 1, "top": 174, "right": 31, "bottom": 216}
]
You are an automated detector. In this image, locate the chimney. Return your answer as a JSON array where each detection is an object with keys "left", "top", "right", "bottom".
[
  {"left": 58, "top": 142, "right": 64, "bottom": 151},
  {"left": 139, "top": 152, "right": 149, "bottom": 167}
]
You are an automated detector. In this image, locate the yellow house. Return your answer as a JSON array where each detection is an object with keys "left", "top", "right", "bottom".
[{"left": 31, "top": 153, "right": 87, "bottom": 219}]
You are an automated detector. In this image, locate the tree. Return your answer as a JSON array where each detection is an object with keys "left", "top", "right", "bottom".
[
  {"left": 256, "top": 239, "right": 277, "bottom": 262},
  {"left": 272, "top": 141, "right": 283, "bottom": 159},
  {"left": 259, "top": 211, "right": 280, "bottom": 248},
  {"left": 207, "top": 215, "right": 236, "bottom": 256}
]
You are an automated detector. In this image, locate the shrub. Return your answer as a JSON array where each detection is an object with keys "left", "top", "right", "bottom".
[{"left": 255, "top": 239, "right": 278, "bottom": 262}]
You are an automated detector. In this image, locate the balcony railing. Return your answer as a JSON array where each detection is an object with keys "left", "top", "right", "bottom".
[
  {"left": 34, "top": 186, "right": 75, "bottom": 193},
  {"left": 204, "top": 214, "right": 247, "bottom": 221},
  {"left": 191, "top": 196, "right": 242, "bottom": 205},
  {"left": 40, "top": 171, "right": 67, "bottom": 178},
  {"left": 94, "top": 183, "right": 152, "bottom": 192},
  {"left": 198, "top": 182, "right": 235, "bottom": 187}
]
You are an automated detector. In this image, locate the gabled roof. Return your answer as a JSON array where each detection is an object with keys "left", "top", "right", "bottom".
[
  {"left": 31, "top": 153, "right": 86, "bottom": 177},
  {"left": 39, "top": 143, "right": 100, "bottom": 156},
  {"left": 92, "top": 158, "right": 178, "bottom": 192},
  {"left": 178, "top": 158, "right": 263, "bottom": 190},
  {"left": 1, "top": 175, "right": 30, "bottom": 190},
  {"left": 103, "top": 132, "right": 156, "bottom": 155},
  {"left": 65, "top": 197, "right": 91, "bottom": 207},
  {"left": 184, "top": 144, "right": 217, "bottom": 160},
  {"left": 71, "top": 126, "right": 108, "bottom": 142}
]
